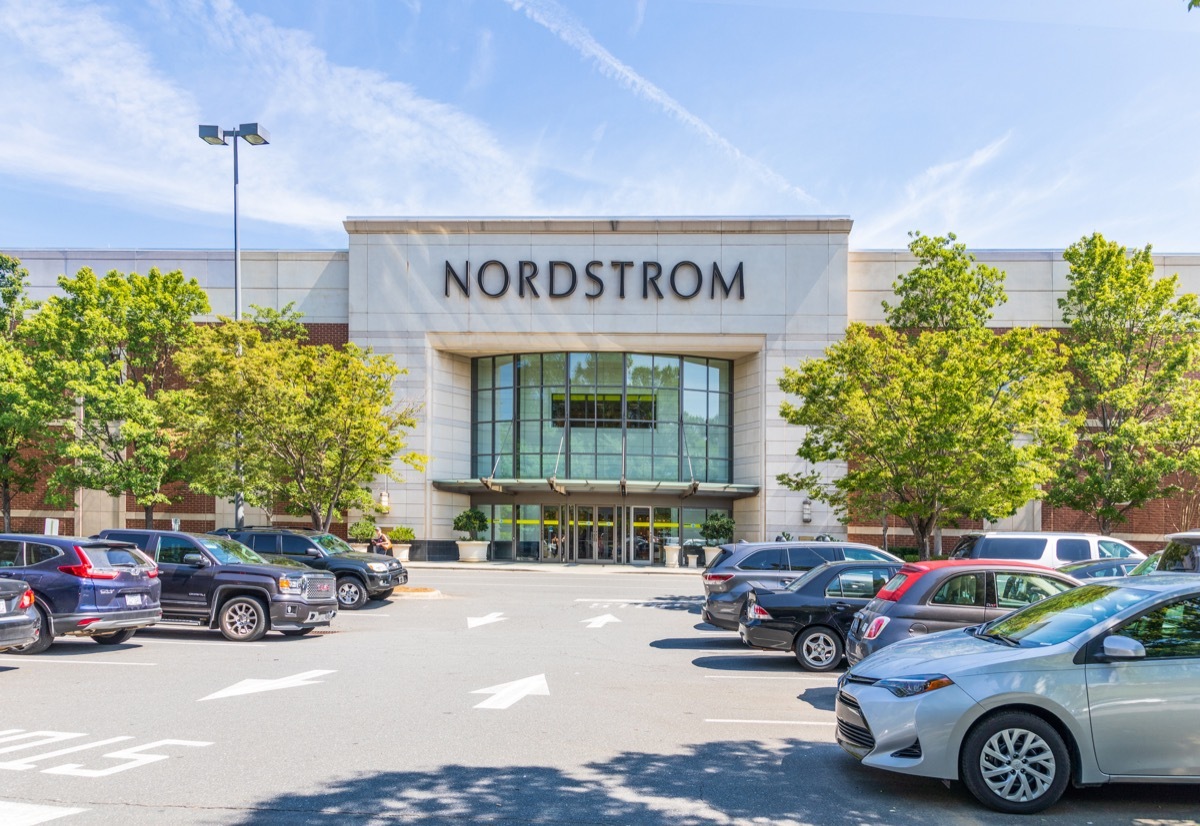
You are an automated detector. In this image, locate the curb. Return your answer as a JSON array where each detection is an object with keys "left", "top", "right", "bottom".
[{"left": 403, "top": 561, "right": 705, "bottom": 575}]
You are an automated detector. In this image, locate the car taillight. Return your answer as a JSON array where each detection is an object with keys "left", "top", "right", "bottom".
[
  {"left": 58, "top": 546, "right": 120, "bottom": 580},
  {"left": 18, "top": 589, "right": 34, "bottom": 610},
  {"left": 747, "top": 603, "right": 772, "bottom": 620},
  {"left": 146, "top": 567, "right": 159, "bottom": 578},
  {"left": 862, "top": 616, "right": 891, "bottom": 641},
  {"left": 703, "top": 573, "right": 734, "bottom": 585}
]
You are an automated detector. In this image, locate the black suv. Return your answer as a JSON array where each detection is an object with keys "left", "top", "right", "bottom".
[
  {"left": 213, "top": 527, "right": 407, "bottom": 609},
  {"left": 97, "top": 529, "right": 337, "bottom": 641}
]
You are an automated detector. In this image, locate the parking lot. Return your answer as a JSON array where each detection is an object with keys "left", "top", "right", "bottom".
[{"left": 1, "top": 567, "right": 1197, "bottom": 825}]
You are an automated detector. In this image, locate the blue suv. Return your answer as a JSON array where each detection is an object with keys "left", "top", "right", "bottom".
[{"left": 0, "top": 535, "right": 162, "bottom": 654}]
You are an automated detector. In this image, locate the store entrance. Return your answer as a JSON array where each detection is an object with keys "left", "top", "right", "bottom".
[{"left": 568, "top": 505, "right": 619, "bottom": 563}]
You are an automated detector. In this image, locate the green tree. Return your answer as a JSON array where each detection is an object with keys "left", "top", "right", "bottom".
[
  {"left": 1047, "top": 233, "right": 1200, "bottom": 534},
  {"left": 0, "top": 254, "right": 70, "bottom": 531},
  {"left": 23, "top": 267, "right": 210, "bottom": 527},
  {"left": 178, "top": 311, "right": 425, "bottom": 531},
  {"left": 779, "top": 231, "right": 1075, "bottom": 558},
  {"left": 883, "top": 231, "right": 1006, "bottom": 331}
]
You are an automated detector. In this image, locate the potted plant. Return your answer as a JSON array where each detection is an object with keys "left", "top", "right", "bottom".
[
  {"left": 453, "top": 508, "right": 490, "bottom": 562},
  {"left": 699, "top": 513, "right": 735, "bottom": 566},
  {"left": 387, "top": 525, "right": 415, "bottom": 562},
  {"left": 348, "top": 518, "right": 377, "bottom": 550}
]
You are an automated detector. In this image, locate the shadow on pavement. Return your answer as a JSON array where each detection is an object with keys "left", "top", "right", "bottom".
[
  {"left": 639, "top": 595, "right": 703, "bottom": 614},
  {"left": 225, "top": 737, "right": 1196, "bottom": 825},
  {"left": 649, "top": 636, "right": 745, "bottom": 651},
  {"left": 689, "top": 653, "right": 805, "bottom": 672},
  {"left": 797, "top": 685, "right": 837, "bottom": 711}
]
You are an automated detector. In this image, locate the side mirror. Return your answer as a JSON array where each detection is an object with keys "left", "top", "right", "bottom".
[
  {"left": 306, "top": 548, "right": 322, "bottom": 558},
  {"left": 1101, "top": 635, "right": 1146, "bottom": 660},
  {"left": 182, "top": 553, "right": 209, "bottom": 567}
]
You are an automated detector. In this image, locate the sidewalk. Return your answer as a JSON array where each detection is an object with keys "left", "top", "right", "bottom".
[{"left": 404, "top": 559, "right": 706, "bottom": 575}]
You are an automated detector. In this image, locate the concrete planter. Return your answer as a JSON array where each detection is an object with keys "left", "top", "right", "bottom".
[
  {"left": 456, "top": 540, "right": 490, "bottom": 562},
  {"left": 394, "top": 543, "right": 411, "bottom": 562},
  {"left": 664, "top": 544, "right": 681, "bottom": 568},
  {"left": 703, "top": 546, "right": 722, "bottom": 567}
]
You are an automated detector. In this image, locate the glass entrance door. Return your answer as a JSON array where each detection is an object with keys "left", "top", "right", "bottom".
[
  {"left": 542, "top": 505, "right": 564, "bottom": 561},
  {"left": 572, "top": 505, "right": 595, "bottom": 562},
  {"left": 629, "top": 506, "right": 652, "bottom": 563},
  {"left": 567, "top": 505, "right": 619, "bottom": 563}
]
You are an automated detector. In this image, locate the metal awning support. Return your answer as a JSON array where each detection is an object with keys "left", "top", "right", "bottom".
[
  {"left": 546, "top": 475, "right": 567, "bottom": 496},
  {"left": 680, "top": 480, "right": 701, "bottom": 500}
]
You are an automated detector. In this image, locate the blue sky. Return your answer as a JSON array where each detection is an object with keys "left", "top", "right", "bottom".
[{"left": 1, "top": 0, "right": 1198, "bottom": 253}]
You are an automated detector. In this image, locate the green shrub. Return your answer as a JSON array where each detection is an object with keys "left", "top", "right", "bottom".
[
  {"left": 348, "top": 518, "right": 377, "bottom": 543},
  {"left": 387, "top": 525, "right": 416, "bottom": 543},
  {"left": 700, "top": 513, "right": 735, "bottom": 546},
  {"left": 453, "top": 508, "right": 489, "bottom": 540}
]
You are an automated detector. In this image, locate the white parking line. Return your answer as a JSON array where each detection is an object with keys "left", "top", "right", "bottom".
[
  {"left": 0, "top": 657, "right": 155, "bottom": 666},
  {"left": 0, "top": 800, "right": 87, "bottom": 824},
  {"left": 134, "top": 640, "right": 266, "bottom": 647},
  {"left": 704, "top": 675, "right": 838, "bottom": 681},
  {"left": 705, "top": 719, "right": 834, "bottom": 726}
]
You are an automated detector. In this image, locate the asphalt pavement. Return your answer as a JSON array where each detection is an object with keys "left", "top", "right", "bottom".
[{"left": 0, "top": 566, "right": 1196, "bottom": 825}]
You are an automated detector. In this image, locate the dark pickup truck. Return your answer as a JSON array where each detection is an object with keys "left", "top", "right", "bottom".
[
  {"left": 98, "top": 529, "right": 337, "bottom": 641},
  {"left": 214, "top": 527, "right": 407, "bottom": 609}
]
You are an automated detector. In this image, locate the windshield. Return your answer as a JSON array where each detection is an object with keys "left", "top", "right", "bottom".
[
  {"left": 314, "top": 534, "right": 354, "bottom": 555},
  {"left": 1128, "top": 553, "right": 1161, "bottom": 577},
  {"left": 785, "top": 564, "right": 830, "bottom": 592},
  {"left": 979, "top": 583, "right": 1153, "bottom": 647},
  {"left": 198, "top": 537, "right": 268, "bottom": 565},
  {"left": 260, "top": 553, "right": 310, "bottom": 569}
]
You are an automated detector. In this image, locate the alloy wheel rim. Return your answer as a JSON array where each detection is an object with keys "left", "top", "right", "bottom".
[
  {"left": 338, "top": 582, "right": 362, "bottom": 605},
  {"left": 979, "top": 727, "right": 1055, "bottom": 802},
  {"left": 802, "top": 633, "right": 836, "bottom": 666},
  {"left": 227, "top": 604, "right": 259, "bottom": 637}
]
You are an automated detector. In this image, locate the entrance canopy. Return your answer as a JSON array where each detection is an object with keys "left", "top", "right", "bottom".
[{"left": 432, "top": 478, "right": 759, "bottom": 500}]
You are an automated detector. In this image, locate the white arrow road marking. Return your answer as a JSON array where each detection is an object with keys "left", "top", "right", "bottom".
[
  {"left": 467, "top": 611, "right": 507, "bottom": 629},
  {"left": 199, "top": 670, "right": 336, "bottom": 701},
  {"left": 0, "top": 800, "right": 88, "bottom": 825},
  {"left": 580, "top": 614, "right": 621, "bottom": 628},
  {"left": 471, "top": 674, "right": 550, "bottom": 710}
]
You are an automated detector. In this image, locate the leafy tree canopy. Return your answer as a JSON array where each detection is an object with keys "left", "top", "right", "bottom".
[
  {"left": 883, "top": 231, "right": 1006, "bottom": 332},
  {"left": 1048, "top": 233, "right": 1200, "bottom": 533}
]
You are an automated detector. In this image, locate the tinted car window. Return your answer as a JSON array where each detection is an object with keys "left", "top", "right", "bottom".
[
  {"left": 786, "top": 547, "right": 822, "bottom": 570},
  {"left": 828, "top": 568, "right": 893, "bottom": 599},
  {"left": 25, "top": 543, "right": 64, "bottom": 566},
  {"left": 1056, "top": 538, "right": 1090, "bottom": 562},
  {"left": 104, "top": 531, "right": 151, "bottom": 551},
  {"left": 313, "top": 534, "right": 354, "bottom": 554},
  {"left": 975, "top": 538, "right": 1047, "bottom": 560},
  {"left": 156, "top": 536, "right": 197, "bottom": 565},
  {"left": 996, "top": 572, "right": 1073, "bottom": 608},
  {"left": 247, "top": 534, "right": 277, "bottom": 553},
  {"left": 197, "top": 537, "right": 267, "bottom": 565},
  {"left": 739, "top": 549, "right": 785, "bottom": 571},
  {"left": 280, "top": 535, "right": 313, "bottom": 554},
  {"left": 784, "top": 565, "right": 829, "bottom": 593},
  {"left": 1119, "top": 597, "right": 1200, "bottom": 659},
  {"left": 842, "top": 546, "right": 887, "bottom": 562},
  {"left": 84, "top": 545, "right": 152, "bottom": 568},
  {"left": 0, "top": 540, "right": 21, "bottom": 567},
  {"left": 1099, "top": 539, "right": 1137, "bottom": 558},
  {"left": 930, "top": 572, "right": 986, "bottom": 607},
  {"left": 983, "top": 583, "right": 1149, "bottom": 647}
]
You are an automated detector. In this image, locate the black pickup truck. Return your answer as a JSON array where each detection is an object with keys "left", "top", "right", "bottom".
[
  {"left": 97, "top": 529, "right": 337, "bottom": 641},
  {"left": 214, "top": 527, "right": 407, "bottom": 609}
]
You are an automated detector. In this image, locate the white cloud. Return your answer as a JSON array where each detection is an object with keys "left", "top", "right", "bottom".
[
  {"left": 502, "top": 0, "right": 818, "bottom": 207},
  {"left": 0, "top": 0, "right": 537, "bottom": 239}
]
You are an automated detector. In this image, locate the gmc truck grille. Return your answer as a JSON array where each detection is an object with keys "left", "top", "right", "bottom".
[{"left": 302, "top": 577, "right": 334, "bottom": 600}]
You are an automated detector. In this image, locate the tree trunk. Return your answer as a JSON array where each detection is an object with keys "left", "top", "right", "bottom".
[
  {"left": 144, "top": 505, "right": 155, "bottom": 529},
  {"left": 2, "top": 481, "right": 10, "bottom": 533}
]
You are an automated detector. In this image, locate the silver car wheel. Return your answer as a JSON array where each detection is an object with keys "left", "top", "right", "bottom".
[
  {"left": 802, "top": 632, "right": 837, "bottom": 667},
  {"left": 226, "top": 603, "right": 259, "bottom": 637},
  {"left": 979, "top": 727, "right": 1056, "bottom": 802}
]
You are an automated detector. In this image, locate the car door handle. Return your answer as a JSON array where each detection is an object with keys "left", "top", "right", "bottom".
[
  {"left": 0, "top": 572, "right": 13, "bottom": 578},
  {"left": 832, "top": 602, "right": 850, "bottom": 611}
]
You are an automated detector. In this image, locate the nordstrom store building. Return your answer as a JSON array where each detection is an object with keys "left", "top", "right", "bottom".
[{"left": 18, "top": 217, "right": 1189, "bottom": 560}]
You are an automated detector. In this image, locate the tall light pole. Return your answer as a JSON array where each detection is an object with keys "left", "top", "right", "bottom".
[{"left": 199, "top": 122, "right": 269, "bottom": 530}]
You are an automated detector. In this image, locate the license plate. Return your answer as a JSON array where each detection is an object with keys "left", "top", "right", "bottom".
[{"left": 126, "top": 593, "right": 143, "bottom": 606}]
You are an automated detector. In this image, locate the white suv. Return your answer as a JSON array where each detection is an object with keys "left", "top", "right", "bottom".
[{"left": 950, "top": 531, "right": 1144, "bottom": 566}]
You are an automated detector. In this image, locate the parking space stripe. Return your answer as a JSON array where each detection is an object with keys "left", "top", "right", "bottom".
[
  {"left": 704, "top": 675, "right": 838, "bottom": 681},
  {"left": 705, "top": 719, "right": 834, "bottom": 726},
  {"left": 0, "top": 800, "right": 87, "bottom": 825},
  {"left": 0, "top": 657, "right": 155, "bottom": 666},
  {"left": 133, "top": 640, "right": 266, "bottom": 647}
]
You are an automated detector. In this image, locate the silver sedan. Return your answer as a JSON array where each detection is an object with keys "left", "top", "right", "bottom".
[{"left": 835, "top": 574, "right": 1200, "bottom": 814}]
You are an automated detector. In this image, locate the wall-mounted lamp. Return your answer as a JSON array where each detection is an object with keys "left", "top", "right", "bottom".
[
  {"left": 801, "top": 499, "right": 813, "bottom": 523},
  {"left": 379, "top": 489, "right": 391, "bottom": 513}
]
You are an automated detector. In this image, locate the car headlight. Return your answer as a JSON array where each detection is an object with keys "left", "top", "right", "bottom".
[
  {"left": 367, "top": 562, "right": 389, "bottom": 572},
  {"left": 277, "top": 576, "right": 302, "bottom": 594},
  {"left": 875, "top": 674, "right": 954, "bottom": 698}
]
